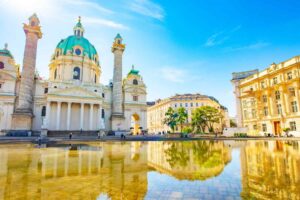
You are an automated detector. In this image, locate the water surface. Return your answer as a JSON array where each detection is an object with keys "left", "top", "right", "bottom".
[{"left": 0, "top": 140, "right": 299, "bottom": 200}]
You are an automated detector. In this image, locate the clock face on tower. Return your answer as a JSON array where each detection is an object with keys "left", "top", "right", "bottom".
[{"left": 75, "top": 48, "right": 81, "bottom": 56}]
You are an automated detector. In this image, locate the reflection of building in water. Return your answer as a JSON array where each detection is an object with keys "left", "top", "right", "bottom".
[
  {"left": 0, "top": 143, "right": 148, "bottom": 199},
  {"left": 240, "top": 141, "right": 300, "bottom": 200},
  {"left": 147, "top": 141, "right": 232, "bottom": 180},
  {"left": 0, "top": 141, "right": 233, "bottom": 199}
]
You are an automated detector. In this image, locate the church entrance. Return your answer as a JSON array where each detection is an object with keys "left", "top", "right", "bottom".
[{"left": 131, "top": 114, "right": 140, "bottom": 135}]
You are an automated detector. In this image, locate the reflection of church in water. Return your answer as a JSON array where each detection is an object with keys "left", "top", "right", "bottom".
[
  {"left": 1, "top": 141, "right": 299, "bottom": 199},
  {"left": 0, "top": 141, "right": 231, "bottom": 199}
]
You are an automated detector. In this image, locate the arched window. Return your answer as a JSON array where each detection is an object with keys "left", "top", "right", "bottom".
[
  {"left": 54, "top": 69, "right": 57, "bottom": 79},
  {"left": 133, "top": 79, "right": 138, "bottom": 85},
  {"left": 73, "top": 67, "right": 80, "bottom": 80},
  {"left": 0, "top": 62, "right": 4, "bottom": 69}
]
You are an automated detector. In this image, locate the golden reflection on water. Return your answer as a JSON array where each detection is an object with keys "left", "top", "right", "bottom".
[{"left": 0, "top": 140, "right": 299, "bottom": 200}]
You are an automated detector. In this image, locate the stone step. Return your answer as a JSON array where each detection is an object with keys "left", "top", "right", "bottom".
[{"left": 47, "top": 130, "right": 99, "bottom": 137}]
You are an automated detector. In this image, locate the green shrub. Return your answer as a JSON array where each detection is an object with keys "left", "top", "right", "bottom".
[
  {"left": 234, "top": 133, "right": 247, "bottom": 138},
  {"left": 182, "top": 126, "right": 193, "bottom": 133}
]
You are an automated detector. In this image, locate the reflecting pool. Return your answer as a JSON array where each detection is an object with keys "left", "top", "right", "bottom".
[{"left": 0, "top": 140, "right": 299, "bottom": 200}]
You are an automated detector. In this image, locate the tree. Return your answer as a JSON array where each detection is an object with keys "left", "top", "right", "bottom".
[
  {"left": 163, "top": 107, "right": 178, "bottom": 133},
  {"left": 191, "top": 108, "right": 207, "bottom": 133},
  {"left": 201, "top": 106, "right": 222, "bottom": 133},
  {"left": 177, "top": 107, "right": 188, "bottom": 132},
  {"left": 191, "top": 106, "right": 222, "bottom": 133},
  {"left": 230, "top": 119, "right": 237, "bottom": 127}
]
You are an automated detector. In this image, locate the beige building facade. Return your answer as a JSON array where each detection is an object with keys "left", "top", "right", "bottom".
[
  {"left": 0, "top": 15, "right": 147, "bottom": 136},
  {"left": 232, "top": 55, "right": 300, "bottom": 136},
  {"left": 147, "top": 93, "right": 229, "bottom": 134}
]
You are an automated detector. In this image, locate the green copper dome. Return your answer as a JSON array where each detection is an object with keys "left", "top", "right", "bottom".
[
  {"left": 0, "top": 44, "right": 14, "bottom": 59},
  {"left": 55, "top": 18, "right": 98, "bottom": 60},
  {"left": 128, "top": 65, "right": 140, "bottom": 76},
  {"left": 56, "top": 35, "right": 98, "bottom": 59}
]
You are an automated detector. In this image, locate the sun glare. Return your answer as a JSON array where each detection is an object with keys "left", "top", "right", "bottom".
[{"left": 4, "top": 0, "right": 54, "bottom": 15}]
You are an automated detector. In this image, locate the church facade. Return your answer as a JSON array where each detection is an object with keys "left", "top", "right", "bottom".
[{"left": 0, "top": 14, "right": 147, "bottom": 136}]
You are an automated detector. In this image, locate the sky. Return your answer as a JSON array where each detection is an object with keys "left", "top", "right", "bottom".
[{"left": 1, "top": 0, "right": 300, "bottom": 117}]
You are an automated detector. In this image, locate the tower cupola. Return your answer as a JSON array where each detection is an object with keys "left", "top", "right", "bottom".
[{"left": 73, "top": 16, "right": 84, "bottom": 37}]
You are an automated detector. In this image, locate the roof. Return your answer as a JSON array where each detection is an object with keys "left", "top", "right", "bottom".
[
  {"left": 56, "top": 35, "right": 97, "bottom": 59},
  {"left": 115, "top": 33, "right": 122, "bottom": 39},
  {"left": 0, "top": 44, "right": 14, "bottom": 59}
]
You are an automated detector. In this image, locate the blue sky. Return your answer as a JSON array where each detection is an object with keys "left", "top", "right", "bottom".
[{"left": 1, "top": 0, "right": 300, "bottom": 116}]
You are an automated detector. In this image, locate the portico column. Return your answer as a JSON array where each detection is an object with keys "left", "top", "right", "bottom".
[
  {"left": 89, "top": 104, "right": 94, "bottom": 130},
  {"left": 45, "top": 101, "right": 51, "bottom": 129},
  {"left": 98, "top": 105, "right": 102, "bottom": 129},
  {"left": 56, "top": 102, "right": 61, "bottom": 130},
  {"left": 67, "top": 102, "right": 71, "bottom": 130},
  {"left": 80, "top": 103, "right": 84, "bottom": 130}
]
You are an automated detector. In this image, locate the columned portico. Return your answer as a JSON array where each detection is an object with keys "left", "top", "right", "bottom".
[{"left": 46, "top": 99, "right": 102, "bottom": 131}]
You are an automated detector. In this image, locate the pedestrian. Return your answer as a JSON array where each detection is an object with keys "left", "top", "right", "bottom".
[{"left": 69, "top": 132, "right": 73, "bottom": 139}]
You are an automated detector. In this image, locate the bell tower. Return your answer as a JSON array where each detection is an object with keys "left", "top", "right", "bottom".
[
  {"left": 111, "top": 33, "right": 126, "bottom": 131},
  {"left": 12, "top": 14, "right": 42, "bottom": 131}
]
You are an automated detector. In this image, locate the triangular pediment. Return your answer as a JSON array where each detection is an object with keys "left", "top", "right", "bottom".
[{"left": 49, "top": 86, "right": 100, "bottom": 98}]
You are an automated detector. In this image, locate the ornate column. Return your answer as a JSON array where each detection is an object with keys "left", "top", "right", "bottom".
[
  {"left": 67, "top": 102, "right": 71, "bottom": 130},
  {"left": 12, "top": 14, "right": 42, "bottom": 131},
  {"left": 98, "top": 105, "right": 102, "bottom": 129},
  {"left": 89, "top": 104, "right": 94, "bottom": 130},
  {"left": 45, "top": 101, "right": 51, "bottom": 129},
  {"left": 56, "top": 102, "right": 61, "bottom": 130},
  {"left": 111, "top": 34, "right": 125, "bottom": 131},
  {"left": 80, "top": 103, "right": 84, "bottom": 130}
]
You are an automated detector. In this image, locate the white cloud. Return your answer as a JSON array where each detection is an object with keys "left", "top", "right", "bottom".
[
  {"left": 64, "top": 0, "right": 114, "bottom": 14},
  {"left": 205, "top": 25, "right": 241, "bottom": 47},
  {"left": 84, "top": 16, "right": 129, "bottom": 30},
  {"left": 226, "top": 41, "right": 270, "bottom": 52},
  {"left": 129, "top": 0, "right": 165, "bottom": 21},
  {"left": 160, "top": 67, "right": 187, "bottom": 83}
]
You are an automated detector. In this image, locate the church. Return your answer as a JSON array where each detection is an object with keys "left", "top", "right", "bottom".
[{"left": 0, "top": 14, "right": 147, "bottom": 136}]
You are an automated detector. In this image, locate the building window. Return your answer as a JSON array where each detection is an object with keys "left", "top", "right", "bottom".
[
  {"left": 0, "top": 84, "right": 2, "bottom": 89},
  {"left": 196, "top": 103, "right": 198, "bottom": 107},
  {"left": 133, "top": 79, "right": 138, "bottom": 85},
  {"left": 94, "top": 74, "right": 97, "bottom": 83},
  {"left": 273, "top": 77, "right": 278, "bottom": 85},
  {"left": 41, "top": 106, "right": 46, "bottom": 117},
  {"left": 243, "top": 110, "right": 248, "bottom": 119},
  {"left": 174, "top": 103, "right": 177, "bottom": 108},
  {"left": 262, "top": 124, "right": 267, "bottom": 132},
  {"left": 73, "top": 67, "right": 80, "bottom": 80},
  {"left": 180, "top": 103, "right": 182, "bottom": 107},
  {"left": 261, "top": 81, "right": 265, "bottom": 88},
  {"left": 190, "top": 103, "right": 193, "bottom": 107},
  {"left": 287, "top": 72, "right": 293, "bottom": 80},
  {"left": 290, "top": 121, "right": 296, "bottom": 131},
  {"left": 263, "top": 107, "right": 268, "bottom": 116},
  {"left": 0, "top": 62, "right": 4, "bottom": 69},
  {"left": 275, "top": 91, "right": 280, "bottom": 100},
  {"left": 289, "top": 88, "right": 296, "bottom": 97},
  {"left": 291, "top": 101, "right": 298, "bottom": 113},
  {"left": 262, "top": 95, "right": 267, "bottom": 103},
  {"left": 277, "top": 104, "right": 282, "bottom": 115},
  {"left": 102, "top": 93, "right": 105, "bottom": 98},
  {"left": 252, "top": 109, "right": 256, "bottom": 118},
  {"left": 44, "top": 88, "right": 48, "bottom": 94},
  {"left": 101, "top": 109, "right": 105, "bottom": 119},
  {"left": 133, "top": 96, "right": 138, "bottom": 101},
  {"left": 185, "top": 103, "right": 188, "bottom": 107},
  {"left": 253, "top": 125, "right": 257, "bottom": 130}
]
